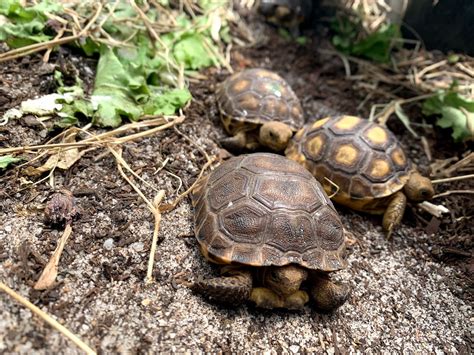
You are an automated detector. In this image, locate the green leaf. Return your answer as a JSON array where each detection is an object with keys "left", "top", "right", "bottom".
[
  {"left": 295, "top": 36, "right": 308, "bottom": 45},
  {"left": 422, "top": 88, "right": 474, "bottom": 142},
  {"left": 144, "top": 88, "right": 192, "bottom": 115},
  {"left": 331, "top": 16, "right": 399, "bottom": 63},
  {"left": 173, "top": 33, "right": 216, "bottom": 70},
  {"left": 0, "top": 0, "right": 62, "bottom": 48},
  {"left": 395, "top": 103, "right": 419, "bottom": 138},
  {"left": 352, "top": 24, "right": 399, "bottom": 63},
  {"left": 90, "top": 46, "right": 145, "bottom": 127},
  {"left": 0, "top": 155, "right": 21, "bottom": 169},
  {"left": 278, "top": 28, "right": 291, "bottom": 40},
  {"left": 437, "top": 107, "right": 472, "bottom": 141}
]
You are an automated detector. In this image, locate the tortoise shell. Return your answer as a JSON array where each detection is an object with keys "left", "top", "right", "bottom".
[
  {"left": 191, "top": 153, "right": 346, "bottom": 272},
  {"left": 216, "top": 69, "right": 304, "bottom": 134},
  {"left": 285, "top": 115, "right": 413, "bottom": 210}
]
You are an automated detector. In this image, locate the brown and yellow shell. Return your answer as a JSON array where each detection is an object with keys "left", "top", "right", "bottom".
[
  {"left": 286, "top": 115, "right": 413, "bottom": 211},
  {"left": 216, "top": 68, "right": 304, "bottom": 134},
  {"left": 191, "top": 153, "right": 346, "bottom": 272}
]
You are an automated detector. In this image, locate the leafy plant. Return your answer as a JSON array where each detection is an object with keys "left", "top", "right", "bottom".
[
  {"left": 331, "top": 16, "right": 400, "bottom": 63},
  {"left": 0, "top": 155, "right": 22, "bottom": 169},
  {"left": 1, "top": 0, "right": 230, "bottom": 127},
  {"left": 0, "top": 0, "right": 62, "bottom": 48},
  {"left": 422, "top": 87, "right": 474, "bottom": 142}
]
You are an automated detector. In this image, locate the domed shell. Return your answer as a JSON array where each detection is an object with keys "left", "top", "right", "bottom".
[
  {"left": 191, "top": 153, "right": 346, "bottom": 272},
  {"left": 216, "top": 69, "right": 304, "bottom": 134},
  {"left": 285, "top": 115, "right": 413, "bottom": 204}
]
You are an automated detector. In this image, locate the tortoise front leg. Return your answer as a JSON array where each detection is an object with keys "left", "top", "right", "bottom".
[
  {"left": 382, "top": 191, "right": 407, "bottom": 238},
  {"left": 309, "top": 273, "right": 350, "bottom": 312},
  {"left": 191, "top": 269, "right": 252, "bottom": 304}
]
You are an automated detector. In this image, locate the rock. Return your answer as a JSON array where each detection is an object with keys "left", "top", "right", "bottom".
[{"left": 103, "top": 238, "right": 114, "bottom": 250}]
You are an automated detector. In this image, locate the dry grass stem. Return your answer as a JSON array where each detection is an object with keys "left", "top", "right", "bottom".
[
  {"left": 160, "top": 156, "right": 216, "bottom": 213},
  {"left": 0, "top": 116, "right": 183, "bottom": 155},
  {"left": 34, "top": 224, "right": 73, "bottom": 290},
  {"left": 324, "top": 177, "right": 340, "bottom": 199},
  {"left": 0, "top": 282, "right": 96, "bottom": 355},
  {"left": 433, "top": 190, "right": 474, "bottom": 199},
  {"left": 0, "top": 3, "right": 103, "bottom": 63},
  {"left": 146, "top": 190, "right": 166, "bottom": 284},
  {"left": 431, "top": 174, "right": 474, "bottom": 184}
]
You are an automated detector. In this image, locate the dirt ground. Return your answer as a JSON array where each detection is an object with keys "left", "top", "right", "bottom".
[{"left": 1, "top": 8, "right": 473, "bottom": 354}]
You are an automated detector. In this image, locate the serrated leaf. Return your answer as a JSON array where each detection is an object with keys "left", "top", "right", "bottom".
[
  {"left": 173, "top": 34, "right": 216, "bottom": 70},
  {"left": 437, "top": 106, "right": 472, "bottom": 141},
  {"left": 144, "top": 88, "right": 192, "bottom": 115},
  {"left": 395, "top": 103, "right": 419, "bottom": 138},
  {"left": 422, "top": 88, "right": 474, "bottom": 142},
  {"left": 0, "top": 0, "right": 62, "bottom": 47},
  {"left": 0, "top": 155, "right": 21, "bottom": 169}
]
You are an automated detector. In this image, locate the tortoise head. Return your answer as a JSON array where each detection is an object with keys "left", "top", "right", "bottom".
[
  {"left": 264, "top": 265, "right": 308, "bottom": 297},
  {"left": 403, "top": 171, "right": 434, "bottom": 202},
  {"left": 259, "top": 121, "right": 293, "bottom": 152}
]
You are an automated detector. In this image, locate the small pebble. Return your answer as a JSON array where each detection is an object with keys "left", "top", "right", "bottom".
[
  {"left": 130, "top": 242, "right": 144, "bottom": 252},
  {"left": 103, "top": 238, "right": 114, "bottom": 250},
  {"left": 289, "top": 345, "right": 300, "bottom": 354},
  {"left": 4, "top": 225, "right": 12, "bottom": 233}
]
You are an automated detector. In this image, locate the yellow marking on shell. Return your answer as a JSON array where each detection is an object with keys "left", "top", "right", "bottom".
[
  {"left": 291, "top": 105, "right": 302, "bottom": 118},
  {"left": 238, "top": 93, "right": 260, "bottom": 111},
  {"left": 294, "top": 128, "right": 305, "bottom": 140},
  {"left": 306, "top": 135, "right": 324, "bottom": 157},
  {"left": 391, "top": 148, "right": 406, "bottom": 166},
  {"left": 370, "top": 159, "right": 391, "bottom": 178},
  {"left": 334, "top": 115, "right": 361, "bottom": 130},
  {"left": 286, "top": 144, "right": 306, "bottom": 164},
  {"left": 365, "top": 126, "right": 388, "bottom": 145},
  {"left": 311, "top": 117, "right": 329, "bottom": 129},
  {"left": 334, "top": 144, "right": 358, "bottom": 165},
  {"left": 256, "top": 70, "right": 281, "bottom": 80},
  {"left": 231, "top": 79, "right": 251, "bottom": 93}
]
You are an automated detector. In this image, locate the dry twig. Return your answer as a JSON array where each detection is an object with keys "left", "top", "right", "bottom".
[{"left": 0, "top": 282, "right": 96, "bottom": 354}]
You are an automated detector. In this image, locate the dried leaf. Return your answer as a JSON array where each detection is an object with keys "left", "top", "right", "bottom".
[
  {"left": 395, "top": 103, "right": 419, "bottom": 138},
  {"left": 34, "top": 224, "right": 73, "bottom": 290}
]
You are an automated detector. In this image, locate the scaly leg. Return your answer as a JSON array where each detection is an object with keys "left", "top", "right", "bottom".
[
  {"left": 191, "top": 269, "right": 252, "bottom": 304},
  {"left": 383, "top": 191, "right": 407, "bottom": 238},
  {"left": 309, "top": 273, "right": 350, "bottom": 313},
  {"left": 220, "top": 131, "right": 260, "bottom": 152}
]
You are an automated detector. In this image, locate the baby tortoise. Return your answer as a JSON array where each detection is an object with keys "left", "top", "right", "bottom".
[
  {"left": 216, "top": 68, "right": 304, "bottom": 152},
  {"left": 190, "top": 153, "right": 350, "bottom": 311},
  {"left": 258, "top": 0, "right": 313, "bottom": 30},
  {"left": 285, "top": 115, "right": 435, "bottom": 236}
]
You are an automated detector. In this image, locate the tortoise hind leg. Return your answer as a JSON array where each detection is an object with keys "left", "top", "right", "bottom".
[
  {"left": 309, "top": 273, "right": 350, "bottom": 312},
  {"left": 191, "top": 269, "right": 252, "bottom": 304},
  {"left": 382, "top": 191, "right": 407, "bottom": 238}
]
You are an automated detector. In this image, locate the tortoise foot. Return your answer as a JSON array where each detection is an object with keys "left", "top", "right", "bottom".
[
  {"left": 310, "top": 276, "right": 350, "bottom": 312},
  {"left": 250, "top": 287, "right": 284, "bottom": 309},
  {"left": 284, "top": 290, "right": 310, "bottom": 310}
]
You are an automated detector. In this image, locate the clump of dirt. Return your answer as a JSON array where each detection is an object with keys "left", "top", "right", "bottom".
[{"left": 1, "top": 12, "right": 472, "bottom": 354}]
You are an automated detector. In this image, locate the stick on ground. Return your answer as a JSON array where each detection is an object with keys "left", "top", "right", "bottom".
[{"left": 0, "top": 282, "right": 96, "bottom": 355}]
